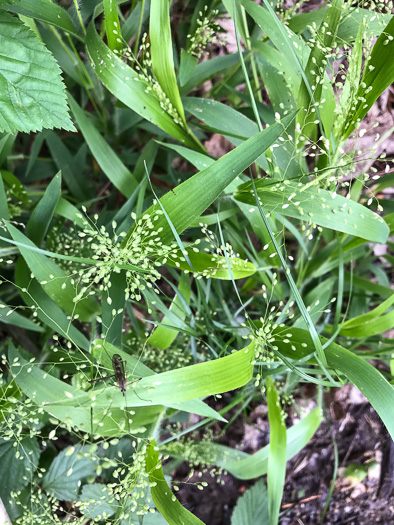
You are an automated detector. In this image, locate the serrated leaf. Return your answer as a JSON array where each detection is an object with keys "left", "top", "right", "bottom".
[
  {"left": 0, "top": 436, "right": 40, "bottom": 503},
  {"left": 0, "top": 12, "right": 75, "bottom": 133},
  {"left": 231, "top": 480, "right": 269, "bottom": 525},
  {"left": 79, "top": 484, "right": 115, "bottom": 519},
  {"left": 43, "top": 445, "right": 96, "bottom": 501},
  {"left": 2, "top": 0, "right": 82, "bottom": 40}
]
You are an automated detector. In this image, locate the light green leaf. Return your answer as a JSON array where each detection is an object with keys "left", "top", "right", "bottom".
[
  {"left": 267, "top": 377, "right": 286, "bottom": 525},
  {"left": 85, "top": 21, "right": 196, "bottom": 148},
  {"left": 122, "top": 112, "right": 296, "bottom": 247},
  {"left": 68, "top": 94, "right": 138, "bottom": 198},
  {"left": 103, "top": 0, "right": 122, "bottom": 53},
  {"left": 9, "top": 344, "right": 225, "bottom": 430},
  {"left": 150, "top": 0, "right": 186, "bottom": 125},
  {"left": 169, "top": 250, "right": 257, "bottom": 280},
  {"left": 234, "top": 179, "right": 389, "bottom": 244},
  {"left": 41, "top": 338, "right": 254, "bottom": 411},
  {"left": 146, "top": 440, "right": 205, "bottom": 525},
  {"left": 231, "top": 480, "right": 269, "bottom": 525},
  {"left": 338, "top": 293, "right": 394, "bottom": 338},
  {"left": 0, "top": 12, "right": 75, "bottom": 133}
]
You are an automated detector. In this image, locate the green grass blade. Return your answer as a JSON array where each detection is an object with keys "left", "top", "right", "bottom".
[
  {"left": 146, "top": 440, "right": 206, "bottom": 525},
  {"left": 147, "top": 273, "right": 191, "bottom": 350},
  {"left": 10, "top": 343, "right": 225, "bottom": 424},
  {"left": 275, "top": 328, "right": 394, "bottom": 439},
  {"left": 103, "top": 0, "right": 123, "bottom": 54},
  {"left": 68, "top": 94, "right": 138, "bottom": 197},
  {"left": 163, "top": 409, "right": 322, "bottom": 480},
  {"left": 343, "top": 17, "right": 394, "bottom": 139},
  {"left": 234, "top": 179, "right": 389, "bottom": 244},
  {"left": 26, "top": 171, "right": 61, "bottom": 246},
  {"left": 45, "top": 339, "right": 254, "bottom": 409},
  {"left": 122, "top": 112, "right": 296, "bottom": 247},
  {"left": 267, "top": 377, "right": 286, "bottom": 525},
  {"left": 295, "top": 0, "right": 343, "bottom": 138},
  {"left": 0, "top": 300, "right": 43, "bottom": 332},
  {"left": 85, "top": 21, "right": 197, "bottom": 148},
  {"left": 150, "top": 0, "right": 186, "bottom": 125},
  {"left": 14, "top": 259, "right": 90, "bottom": 350}
]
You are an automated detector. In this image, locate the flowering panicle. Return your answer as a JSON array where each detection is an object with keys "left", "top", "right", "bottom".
[
  {"left": 70, "top": 209, "right": 184, "bottom": 302},
  {"left": 104, "top": 438, "right": 158, "bottom": 517},
  {"left": 187, "top": 7, "right": 224, "bottom": 59},
  {"left": 163, "top": 429, "right": 224, "bottom": 486}
]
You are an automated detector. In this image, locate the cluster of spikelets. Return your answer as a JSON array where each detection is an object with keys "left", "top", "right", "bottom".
[
  {"left": 163, "top": 428, "right": 225, "bottom": 486},
  {"left": 73, "top": 209, "right": 183, "bottom": 302},
  {"left": 193, "top": 223, "right": 252, "bottom": 278},
  {"left": 187, "top": 7, "right": 224, "bottom": 58},
  {"left": 118, "top": 34, "right": 185, "bottom": 127}
]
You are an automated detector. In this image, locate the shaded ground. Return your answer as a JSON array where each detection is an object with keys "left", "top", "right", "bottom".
[{"left": 173, "top": 385, "right": 394, "bottom": 524}]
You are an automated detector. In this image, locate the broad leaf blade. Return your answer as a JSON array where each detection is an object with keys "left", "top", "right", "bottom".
[
  {"left": 235, "top": 179, "right": 389, "bottom": 244},
  {"left": 231, "top": 480, "right": 269, "bottom": 525},
  {"left": 122, "top": 112, "right": 296, "bottom": 247}
]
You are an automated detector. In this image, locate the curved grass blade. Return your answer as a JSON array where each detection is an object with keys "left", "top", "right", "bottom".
[
  {"left": 146, "top": 440, "right": 205, "bottom": 525},
  {"left": 234, "top": 178, "right": 389, "bottom": 244},
  {"left": 274, "top": 327, "right": 394, "bottom": 439},
  {"left": 150, "top": 0, "right": 186, "bottom": 125},
  {"left": 3, "top": 0, "right": 83, "bottom": 41},
  {"left": 44, "top": 338, "right": 254, "bottom": 410},
  {"left": 85, "top": 22, "right": 197, "bottom": 148}
]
